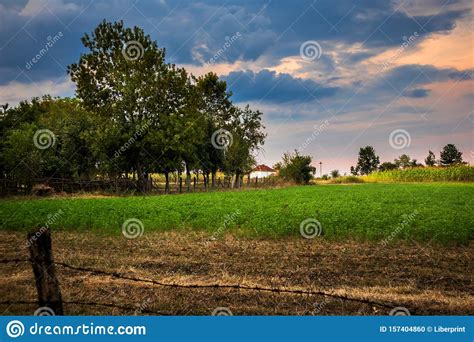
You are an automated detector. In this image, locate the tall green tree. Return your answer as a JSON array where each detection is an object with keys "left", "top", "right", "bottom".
[
  {"left": 440, "top": 144, "right": 463, "bottom": 166},
  {"left": 425, "top": 150, "right": 436, "bottom": 166},
  {"left": 195, "top": 72, "right": 233, "bottom": 188},
  {"left": 394, "top": 154, "right": 412, "bottom": 169},
  {"left": 68, "top": 20, "right": 169, "bottom": 191},
  {"left": 224, "top": 105, "right": 266, "bottom": 187},
  {"left": 355, "top": 146, "right": 380, "bottom": 175}
]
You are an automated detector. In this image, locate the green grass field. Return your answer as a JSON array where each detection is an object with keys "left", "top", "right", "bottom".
[{"left": 1, "top": 183, "right": 473, "bottom": 243}]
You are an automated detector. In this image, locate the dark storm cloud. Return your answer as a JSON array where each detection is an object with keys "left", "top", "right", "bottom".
[
  {"left": 403, "top": 88, "right": 430, "bottom": 98},
  {"left": 223, "top": 69, "right": 339, "bottom": 103},
  {"left": 374, "top": 64, "right": 473, "bottom": 94},
  {"left": 0, "top": 0, "right": 469, "bottom": 85}
]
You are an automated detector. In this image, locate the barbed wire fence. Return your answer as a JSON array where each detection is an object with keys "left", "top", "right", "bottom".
[{"left": 0, "top": 228, "right": 406, "bottom": 315}]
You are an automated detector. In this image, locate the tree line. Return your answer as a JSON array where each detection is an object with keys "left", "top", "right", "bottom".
[
  {"left": 0, "top": 21, "right": 266, "bottom": 192},
  {"left": 350, "top": 144, "right": 465, "bottom": 175}
]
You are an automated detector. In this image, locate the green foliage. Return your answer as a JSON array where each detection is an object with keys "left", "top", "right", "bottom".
[
  {"left": 1, "top": 98, "right": 98, "bottom": 184},
  {"left": 440, "top": 144, "right": 463, "bottom": 166},
  {"left": 425, "top": 150, "right": 436, "bottom": 166},
  {"left": 330, "top": 170, "right": 340, "bottom": 178},
  {"left": 394, "top": 154, "right": 422, "bottom": 168},
  {"left": 379, "top": 161, "right": 398, "bottom": 172},
  {"left": 394, "top": 154, "right": 411, "bottom": 168},
  {"left": 1, "top": 21, "right": 265, "bottom": 191},
  {"left": 328, "top": 175, "right": 364, "bottom": 184},
  {"left": 353, "top": 146, "right": 380, "bottom": 175},
  {"left": 277, "top": 151, "right": 316, "bottom": 184},
  {"left": 2, "top": 183, "right": 472, "bottom": 243},
  {"left": 366, "top": 165, "right": 474, "bottom": 182}
]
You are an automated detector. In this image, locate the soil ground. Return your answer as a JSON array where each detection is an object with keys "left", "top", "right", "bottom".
[{"left": 0, "top": 231, "right": 472, "bottom": 315}]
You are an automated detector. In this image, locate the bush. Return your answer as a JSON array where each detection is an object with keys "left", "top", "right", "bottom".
[
  {"left": 329, "top": 176, "right": 364, "bottom": 184},
  {"left": 276, "top": 151, "right": 316, "bottom": 184},
  {"left": 32, "top": 184, "right": 55, "bottom": 196}
]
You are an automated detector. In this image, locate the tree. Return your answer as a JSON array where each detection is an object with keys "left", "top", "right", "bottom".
[
  {"left": 223, "top": 105, "right": 266, "bottom": 188},
  {"left": 425, "top": 150, "right": 436, "bottom": 166},
  {"left": 68, "top": 20, "right": 170, "bottom": 191},
  {"left": 2, "top": 20, "right": 267, "bottom": 194},
  {"left": 1, "top": 97, "right": 98, "bottom": 188},
  {"left": 355, "top": 146, "right": 379, "bottom": 175},
  {"left": 277, "top": 150, "right": 316, "bottom": 184},
  {"left": 195, "top": 72, "right": 233, "bottom": 188},
  {"left": 330, "top": 169, "right": 340, "bottom": 178},
  {"left": 3, "top": 123, "right": 46, "bottom": 189},
  {"left": 350, "top": 166, "right": 357, "bottom": 176},
  {"left": 440, "top": 144, "right": 463, "bottom": 166},
  {"left": 394, "top": 154, "right": 412, "bottom": 169},
  {"left": 379, "top": 161, "right": 397, "bottom": 172}
]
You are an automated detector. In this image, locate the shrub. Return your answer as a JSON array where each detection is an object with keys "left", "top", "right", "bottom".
[
  {"left": 329, "top": 176, "right": 364, "bottom": 184},
  {"left": 32, "top": 183, "right": 55, "bottom": 196},
  {"left": 276, "top": 151, "right": 316, "bottom": 184}
]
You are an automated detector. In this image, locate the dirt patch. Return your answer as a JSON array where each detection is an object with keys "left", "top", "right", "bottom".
[{"left": 0, "top": 231, "right": 472, "bottom": 315}]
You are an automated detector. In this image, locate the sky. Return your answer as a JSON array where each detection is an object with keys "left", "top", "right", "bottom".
[{"left": 0, "top": 0, "right": 473, "bottom": 174}]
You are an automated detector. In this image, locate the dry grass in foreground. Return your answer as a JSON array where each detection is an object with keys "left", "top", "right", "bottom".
[{"left": 0, "top": 231, "right": 472, "bottom": 315}]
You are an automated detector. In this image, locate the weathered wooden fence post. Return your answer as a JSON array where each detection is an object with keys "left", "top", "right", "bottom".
[
  {"left": 179, "top": 177, "right": 183, "bottom": 193},
  {"left": 193, "top": 177, "right": 196, "bottom": 191},
  {"left": 28, "top": 228, "right": 64, "bottom": 315}
]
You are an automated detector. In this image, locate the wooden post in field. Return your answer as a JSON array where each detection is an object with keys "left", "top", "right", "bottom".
[
  {"left": 179, "top": 177, "right": 182, "bottom": 193},
  {"left": 193, "top": 177, "right": 196, "bottom": 191},
  {"left": 28, "top": 227, "right": 64, "bottom": 315}
]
